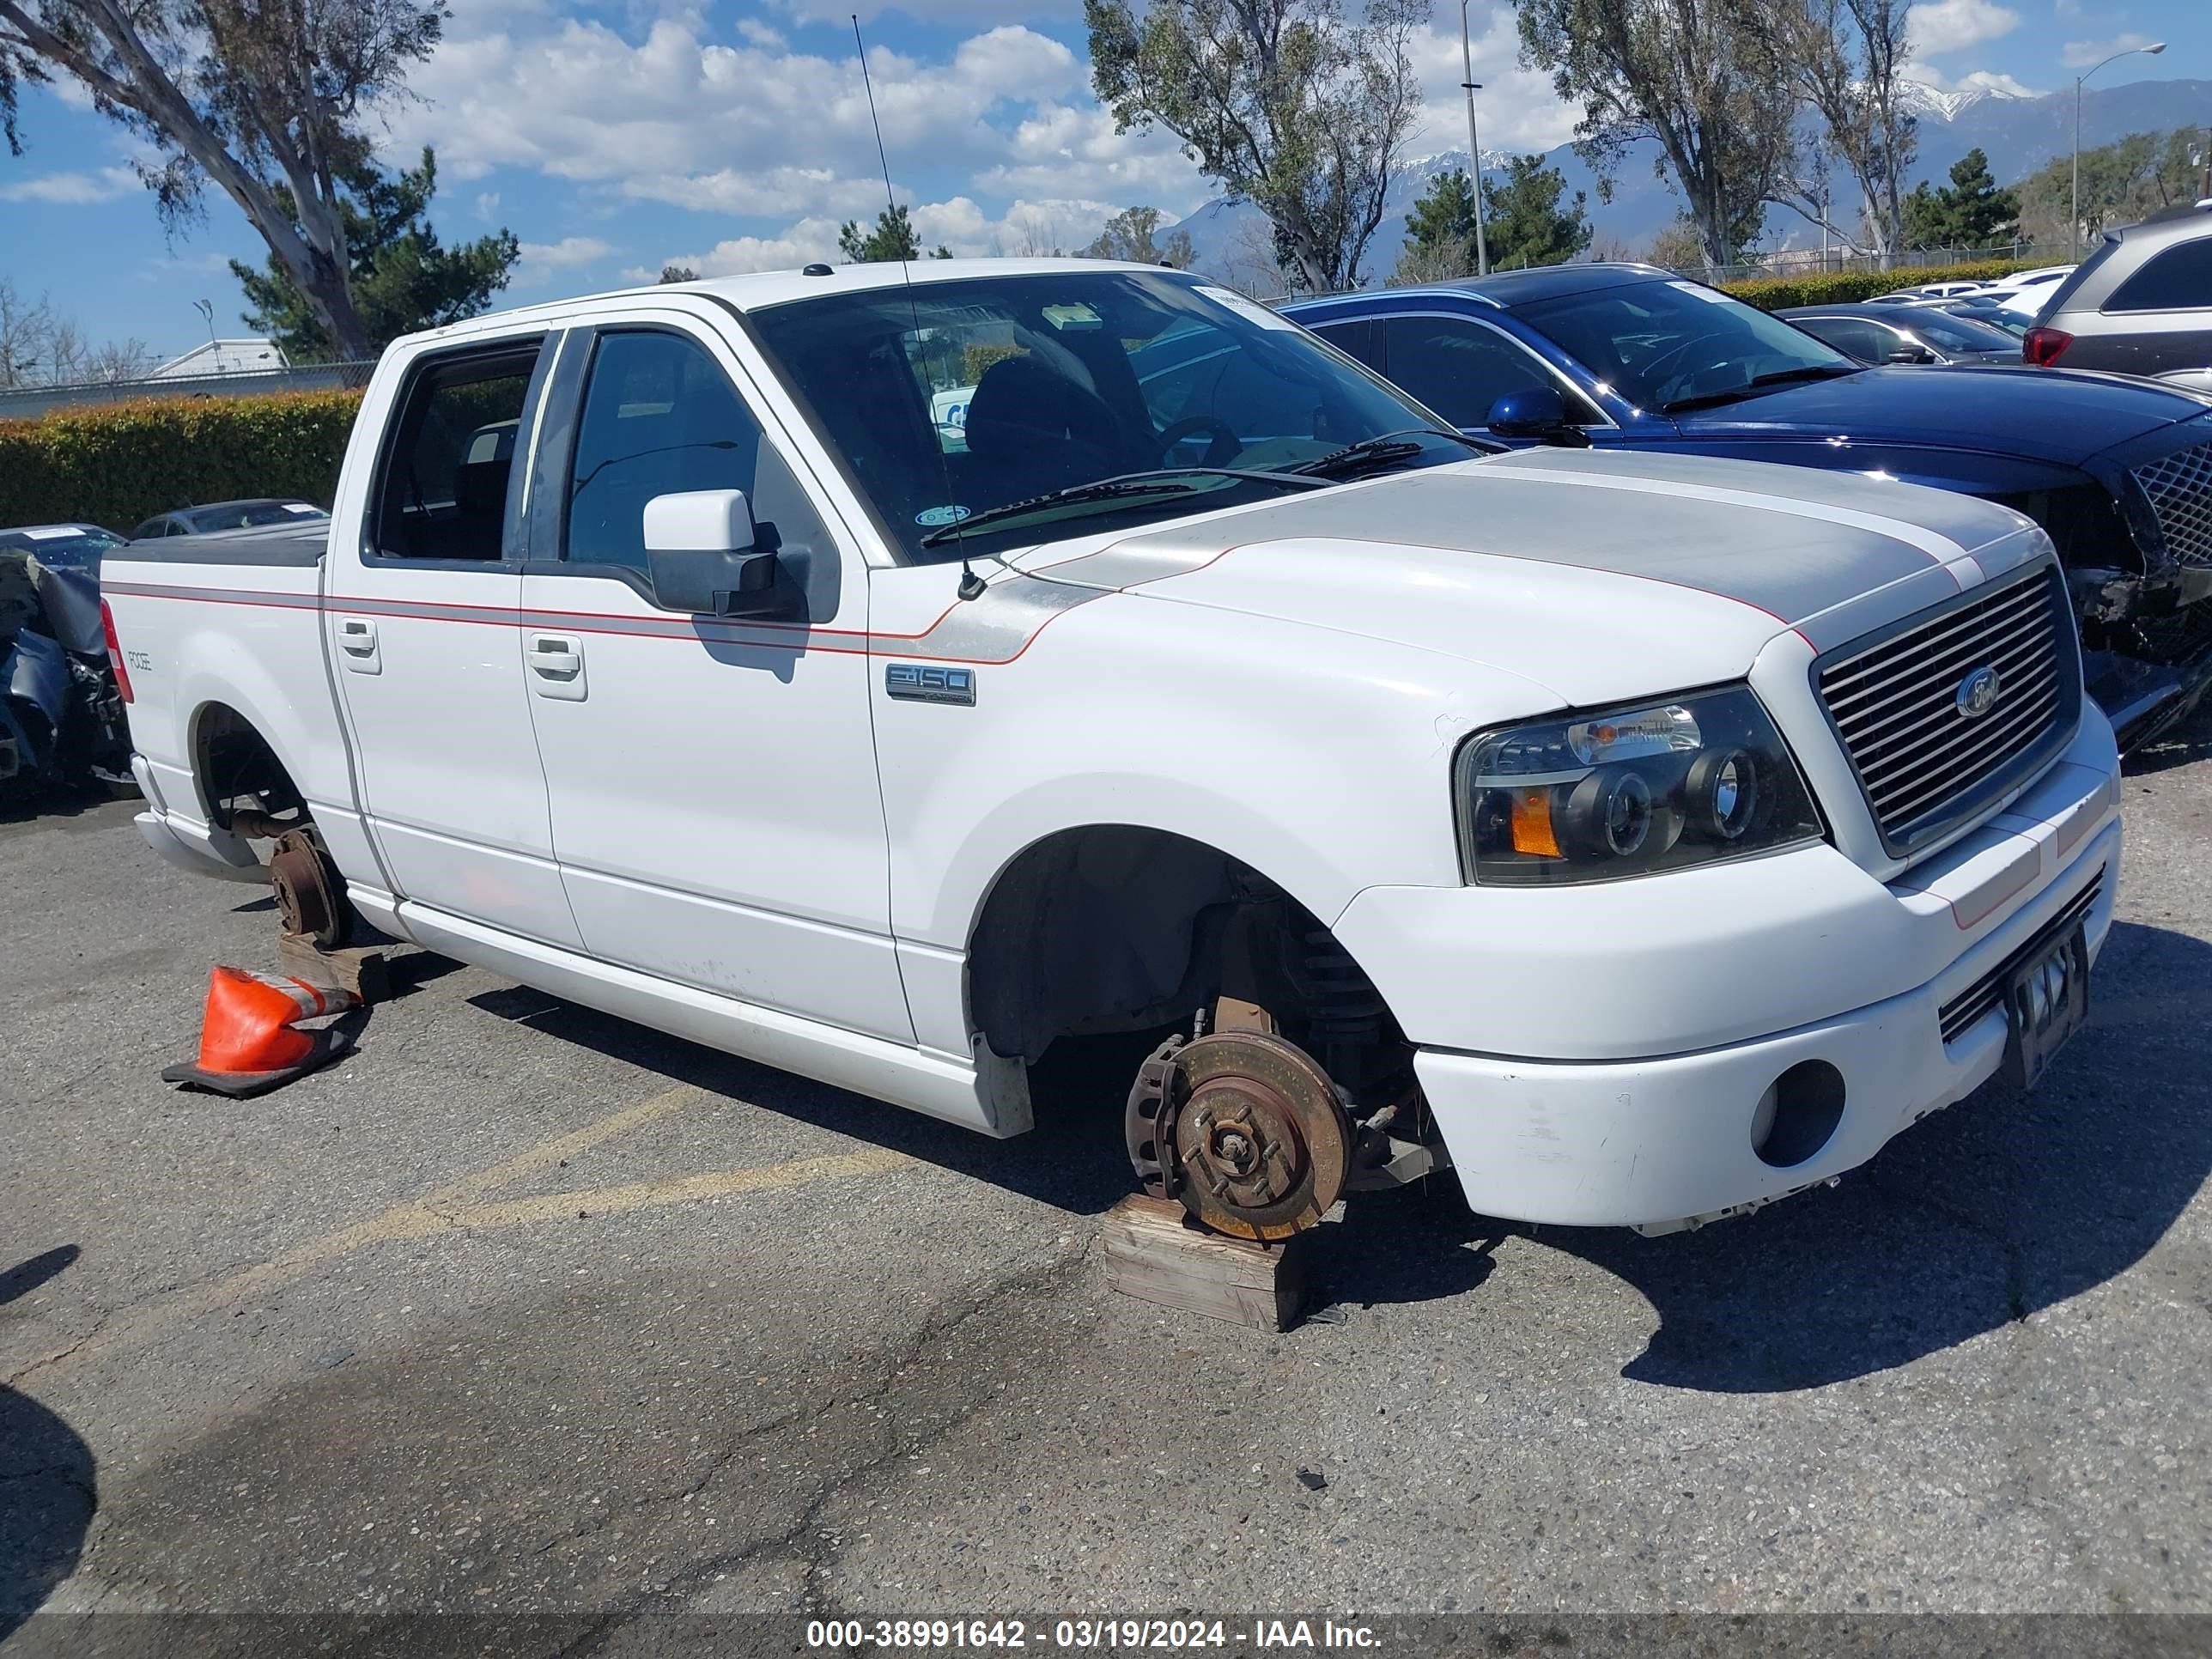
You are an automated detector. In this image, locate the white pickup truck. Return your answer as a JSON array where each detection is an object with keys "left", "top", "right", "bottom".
[{"left": 104, "top": 259, "right": 2121, "bottom": 1239}]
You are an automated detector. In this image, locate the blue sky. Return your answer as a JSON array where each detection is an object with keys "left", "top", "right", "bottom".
[{"left": 1, "top": 0, "right": 2206, "bottom": 362}]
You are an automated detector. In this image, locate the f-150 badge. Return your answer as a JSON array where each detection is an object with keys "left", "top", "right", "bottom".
[{"left": 885, "top": 663, "right": 975, "bottom": 706}]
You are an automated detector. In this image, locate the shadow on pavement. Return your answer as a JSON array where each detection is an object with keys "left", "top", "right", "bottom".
[
  {"left": 470, "top": 915, "right": 2211, "bottom": 1392},
  {"left": 1549, "top": 918, "right": 2212, "bottom": 1391},
  {"left": 0, "top": 1246, "right": 95, "bottom": 1640}
]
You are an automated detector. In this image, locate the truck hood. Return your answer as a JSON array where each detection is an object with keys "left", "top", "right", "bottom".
[
  {"left": 1024, "top": 449, "right": 2043, "bottom": 709},
  {"left": 1673, "top": 364, "right": 2212, "bottom": 465}
]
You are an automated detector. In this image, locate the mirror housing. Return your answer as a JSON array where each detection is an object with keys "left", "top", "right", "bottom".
[
  {"left": 1486, "top": 386, "right": 1589, "bottom": 447},
  {"left": 641, "top": 489, "right": 793, "bottom": 619},
  {"left": 1885, "top": 343, "right": 1936, "bottom": 365}
]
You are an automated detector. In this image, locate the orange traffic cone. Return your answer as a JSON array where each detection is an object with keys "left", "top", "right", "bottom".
[{"left": 161, "top": 965, "right": 362, "bottom": 1097}]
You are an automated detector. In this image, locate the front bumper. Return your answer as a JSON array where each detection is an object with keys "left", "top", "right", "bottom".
[{"left": 1338, "top": 714, "right": 2124, "bottom": 1231}]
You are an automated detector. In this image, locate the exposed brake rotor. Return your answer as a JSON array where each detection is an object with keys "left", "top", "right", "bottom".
[
  {"left": 1125, "top": 1029, "right": 1352, "bottom": 1243},
  {"left": 269, "top": 830, "right": 348, "bottom": 949}
]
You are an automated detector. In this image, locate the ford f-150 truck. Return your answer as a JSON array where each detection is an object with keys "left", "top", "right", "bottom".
[{"left": 103, "top": 260, "right": 2123, "bottom": 1240}]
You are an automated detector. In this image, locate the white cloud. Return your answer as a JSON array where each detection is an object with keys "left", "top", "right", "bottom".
[
  {"left": 1910, "top": 0, "right": 2022, "bottom": 55},
  {"left": 383, "top": 15, "right": 1086, "bottom": 203},
  {"left": 777, "top": 0, "right": 1080, "bottom": 22},
  {"left": 514, "top": 234, "right": 617, "bottom": 287},
  {"left": 2061, "top": 33, "right": 2160, "bottom": 69},
  {"left": 641, "top": 216, "right": 847, "bottom": 278},
  {"left": 0, "top": 165, "right": 137, "bottom": 204},
  {"left": 474, "top": 191, "right": 501, "bottom": 222}
]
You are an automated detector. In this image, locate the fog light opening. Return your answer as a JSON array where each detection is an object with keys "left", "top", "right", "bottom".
[{"left": 1752, "top": 1060, "right": 1845, "bottom": 1169}]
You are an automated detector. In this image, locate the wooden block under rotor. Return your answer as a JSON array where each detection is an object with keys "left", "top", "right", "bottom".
[
  {"left": 276, "top": 931, "right": 392, "bottom": 1005},
  {"left": 1102, "top": 1194, "right": 1310, "bottom": 1333}
]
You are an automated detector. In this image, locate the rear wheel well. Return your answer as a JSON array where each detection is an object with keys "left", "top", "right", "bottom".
[
  {"left": 965, "top": 825, "right": 1409, "bottom": 1106},
  {"left": 191, "top": 703, "right": 304, "bottom": 830}
]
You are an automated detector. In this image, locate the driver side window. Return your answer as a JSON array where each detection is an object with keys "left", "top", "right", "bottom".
[{"left": 1380, "top": 316, "right": 1596, "bottom": 429}]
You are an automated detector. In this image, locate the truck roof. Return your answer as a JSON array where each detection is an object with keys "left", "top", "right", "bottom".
[{"left": 406, "top": 258, "right": 1173, "bottom": 347}]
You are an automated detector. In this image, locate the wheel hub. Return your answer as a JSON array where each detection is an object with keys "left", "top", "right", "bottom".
[{"left": 1126, "top": 1030, "right": 1351, "bottom": 1242}]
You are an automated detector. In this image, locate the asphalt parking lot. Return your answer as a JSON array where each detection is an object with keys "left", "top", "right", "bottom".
[{"left": 4, "top": 713, "right": 2210, "bottom": 1655}]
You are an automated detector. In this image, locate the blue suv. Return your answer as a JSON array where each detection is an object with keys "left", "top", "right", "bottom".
[{"left": 1284, "top": 264, "right": 2212, "bottom": 744}]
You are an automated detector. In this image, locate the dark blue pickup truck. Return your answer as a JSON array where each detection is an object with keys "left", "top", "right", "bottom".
[{"left": 1284, "top": 265, "right": 2212, "bottom": 744}]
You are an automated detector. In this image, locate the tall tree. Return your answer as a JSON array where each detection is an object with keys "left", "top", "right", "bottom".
[
  {"left": 229, "top": 148, "right": 518, "bottom": 360},
  {"left": 0, "top": 1, "right": 447, "bottom": 361},
  {"left": 1086, "top": 0, "right": 1425, "bottom": 294},
  {"left": 837, "top": 204, "right": 952, "bottom": 263},
  {"left": 1080, "top": 205, "right": 1195, "bottom": 267},
  {"left": 659, "top": 264, "right": 699, "bottom": 284},
  {"left": 2016, "top": 128, "right": 2204, "bottom": 244},
  {"left": 1747, "top": 0, "right": 1916, "bottom": 262},
  {"left": 1393, "top": 168, "right": 1480, "bottom": 283},
  {"left": 1900, "top": 147, "right": 2018, "bottom": 248},
  {"left": 1483, "top": 153, "right": 1593, "bottom": 269},
  {"left": 1516, "top": 0, "right": 1795, "bottom": 270}
]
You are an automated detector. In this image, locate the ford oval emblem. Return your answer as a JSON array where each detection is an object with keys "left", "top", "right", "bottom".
[{"left": 1956, "top": 665, "right": 2002, "bottom": 720}]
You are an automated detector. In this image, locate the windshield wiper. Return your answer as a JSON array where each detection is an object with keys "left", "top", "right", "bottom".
[
  {"left": 1289, "top": 427, "right": 1497, "bottom": 479},
  {"left": 918, "top": 467, "right": 1327, "bottom": 547},
  {"left": 1661, "top": 364, "right": 1858, "bottom": 415}
]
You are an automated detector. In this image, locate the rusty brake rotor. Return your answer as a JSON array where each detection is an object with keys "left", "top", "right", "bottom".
[
  {"left": 1125, "top": 1029, "right": 1351, "bottom": 1243},
  {"left": 269, "top": 830, "right": 347, "bottom": 948}
]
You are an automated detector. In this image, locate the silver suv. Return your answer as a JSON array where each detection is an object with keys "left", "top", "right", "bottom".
[{"left": 2027, "top": 203, "right": 2212, "bottom": 381}]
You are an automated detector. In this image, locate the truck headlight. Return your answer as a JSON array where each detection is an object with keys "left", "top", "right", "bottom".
[{"left": 1455, "top": 686, "right": 1823, "bottom": 885}]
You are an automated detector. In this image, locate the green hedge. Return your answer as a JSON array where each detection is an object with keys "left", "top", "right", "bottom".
[
  {"left": 0, "top": 388, "right": 365, "bottom": 533},
  {"left": 1718, "top": 258, "right": 2047, "bottom": 312}
]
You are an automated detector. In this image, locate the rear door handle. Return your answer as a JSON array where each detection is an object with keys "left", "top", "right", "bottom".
[
  {"left": 336, "top": 616, "right": 380, "bottom": 675},
  {"left": 527, "top": 632, "right": 586, "bottom": 701}
]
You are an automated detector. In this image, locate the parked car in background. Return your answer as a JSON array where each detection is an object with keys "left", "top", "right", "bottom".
[
  {"left": 1933, "top": 297, "right": 2029, "bottom": 337},
  {"left": 1778, "top": 303, "right": 2021, "bottom": 366},
  {"left": 131, "top": 499, "right": 328, "bottom": 540},
  {"left": 0, "top": 523, "right": 125, "bottom": 573},
  {"left": 101, "top": 260, "right": 2124, "bottom": 1239},
  {"left": 1285, "top": 264, "right": 2212, "bottom": 743},
  {"left": 2025, "top": 204, "right": 2212, "bottom": 380}
]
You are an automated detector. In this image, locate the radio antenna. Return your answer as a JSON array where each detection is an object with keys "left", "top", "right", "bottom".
[{"left": 854, "top": 14, "right": 983, "bottom": 601}]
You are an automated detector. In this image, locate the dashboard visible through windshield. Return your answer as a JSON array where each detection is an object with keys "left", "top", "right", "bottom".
[{"left": 748, "top": 270, "right": 1466, "bottom": 561}]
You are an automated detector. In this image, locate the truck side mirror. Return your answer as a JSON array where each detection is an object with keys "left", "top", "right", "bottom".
[
  {"left": 1486, "top": 386, "right": 1589, "bottom": 447},
  {"left": 1885, "top": 343, "right": 1936, "bottom": 365},
  {"left": 641, "top": 489, "right": 795, "bottom": 619}
]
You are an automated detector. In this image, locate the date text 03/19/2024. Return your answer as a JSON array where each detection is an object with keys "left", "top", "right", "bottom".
[{"left": 804, "top": 1619, "right": 1382, "bottom": 1649}]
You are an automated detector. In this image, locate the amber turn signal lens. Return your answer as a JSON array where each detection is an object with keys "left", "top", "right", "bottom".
[{"left": 1509, "top": 787, "right": 1561, "bottom": 858}]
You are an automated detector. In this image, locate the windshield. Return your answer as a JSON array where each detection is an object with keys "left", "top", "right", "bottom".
[
  {"left": 1512, "top": 277, "right": 1857, "bottom": 412},
  {"left": 189, "top": 501, "right": 325, "bottom": 532},
  {"left": 748, "top": 270, "right": 1461, "bottom": 561},
  {"left": 0, "top": 528, "right": 121, "bottom": 568},
  {"left": 1905, "top": 312, "right": 2021, "bottom": 353}
]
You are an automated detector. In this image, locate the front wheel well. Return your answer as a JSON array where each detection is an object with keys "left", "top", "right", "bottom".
[{"left": 965, "top": 824, "right": 1409, "bottom": 1105}]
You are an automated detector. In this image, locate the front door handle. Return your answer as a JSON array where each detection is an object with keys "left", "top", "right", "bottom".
[
  {"left": 527, "top": 632, "right": 587, "bottom": 701},
  {"left": 335, "top": 616, "right": 381, "bottom": 675}
]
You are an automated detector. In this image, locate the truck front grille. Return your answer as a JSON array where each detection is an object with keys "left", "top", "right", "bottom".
[
  {"left": 1816, "top": 567, "right": 2075, "bottom": 854},
  {"left": 2134, "top": 438, "right": 2212, "bottom": 568}
]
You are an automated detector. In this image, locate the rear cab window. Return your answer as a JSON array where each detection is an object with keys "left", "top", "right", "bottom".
[{"left": 372, "top": 338, "right": 547, "bottom": 562}]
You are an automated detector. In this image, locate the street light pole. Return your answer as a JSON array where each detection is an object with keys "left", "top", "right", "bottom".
[
  {"left": 1459, "top": 0, "right": 1488, "bottom": 276},
  {"left": 2074, "top": 40, "right": 2166, "bottom": 259}
]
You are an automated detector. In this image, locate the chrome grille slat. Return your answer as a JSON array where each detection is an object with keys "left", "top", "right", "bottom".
[
  {"left": 1820, "top": 580, "right": 2051, "bottom": 696},
  {"left": 1816, "top": 568, "right": 2074, "bottom": 850},
  {"left": 1937, "top": 872, "right": 2104, "bottom": 1045},
  {"left": 2133, "top": 438, "right": 2212, "bottom": 568},
  {"left": 1872, "top": 689, "right": 2061, "bottom": 821},
  {"left": 1849, "top": 654, "right": 2052, "bottom": 774},
  {"left": 1843, "top": 634, "right": 2055, "bottom": 744}
]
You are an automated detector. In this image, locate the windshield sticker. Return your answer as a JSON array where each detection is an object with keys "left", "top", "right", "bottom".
[
  {"left": 915, "top": 504, "right": 973, "bottom": 528},
  {"left": 21, "top": 526, "right": 76, "bottom": 540},
  {"left": 282, "top": 503, "right": 322, "bottom": 516},
  {"left": 1193, "top": 284, "right": 1301, "bottom": 331},
  {"left": 1667, "top": 280, "right": 1737, "bottom": 304}
]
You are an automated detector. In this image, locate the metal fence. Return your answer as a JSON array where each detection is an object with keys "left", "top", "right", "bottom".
[{"left": 0, "top": 357, "right": 380, "bottom": 422}]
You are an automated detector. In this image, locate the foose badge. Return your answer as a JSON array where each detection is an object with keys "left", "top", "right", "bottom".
[
  {"left": 885, "top": 663, "right": 976, "bottom": 706},
  {"left": 1956, "top": 665, "right": 2002, "bottom": 720}
]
